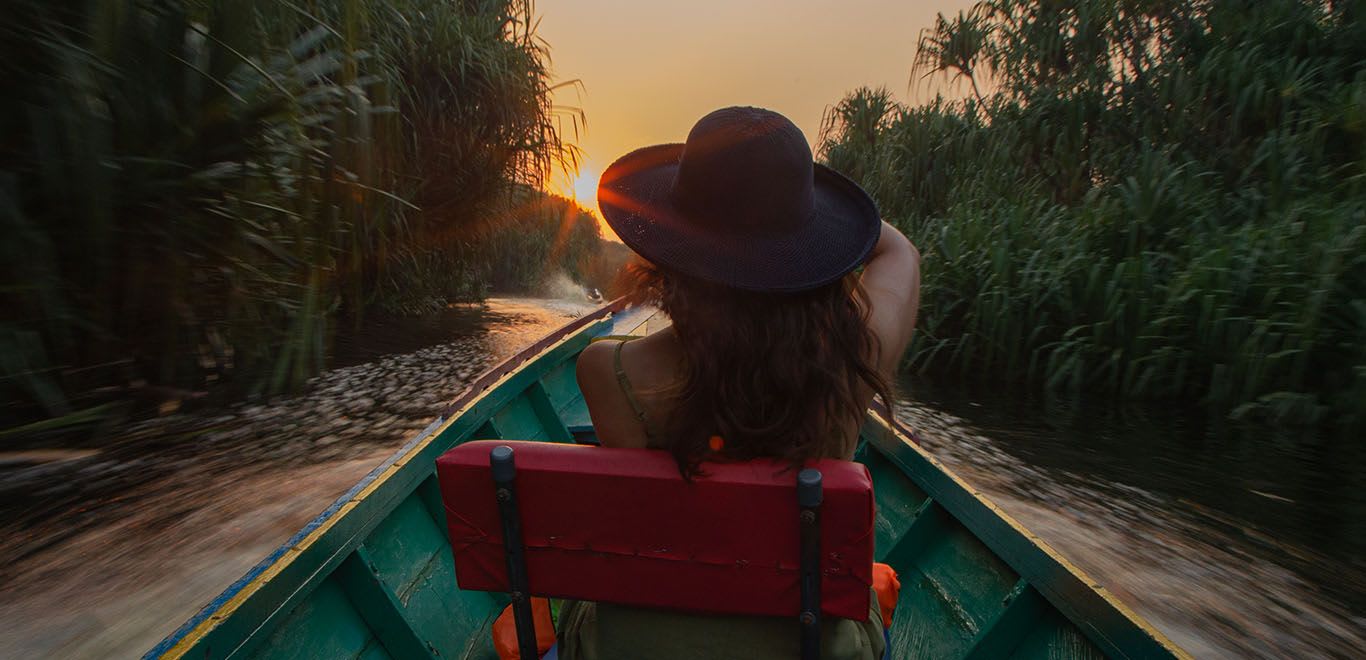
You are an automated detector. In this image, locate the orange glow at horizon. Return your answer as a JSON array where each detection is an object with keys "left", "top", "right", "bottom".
[
  {"left": 554, "top": 160, "right": 617, "bottom": 241},
  {"left": 537, "top": 0, "right": 978, "bottom": 244},
  {"left": 571, "top": 162, "right": 602, "bottom": 206}
]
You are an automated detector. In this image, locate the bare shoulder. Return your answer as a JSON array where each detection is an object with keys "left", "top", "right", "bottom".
[
  {"left": 575, "top": 340, "right": 616, "bottom": 396},
  {"left": 575, "top": 339, "right": 650, "bottom": 448}
]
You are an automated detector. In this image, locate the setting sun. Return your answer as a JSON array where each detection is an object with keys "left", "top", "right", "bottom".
[
  {"left": 558, "top": 161, "right": 617, "bottom": 240},
  {"left": 570, "top": 162, "right": 601, "bottom": 204}
]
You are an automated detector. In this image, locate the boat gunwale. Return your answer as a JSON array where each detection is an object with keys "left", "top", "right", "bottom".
[{"left": 146, "top": 300, "right": 629, "bottom": 659}]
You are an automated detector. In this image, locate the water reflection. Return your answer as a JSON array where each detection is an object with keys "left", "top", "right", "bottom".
[
  {"left": 332, "top": 298, "right": 598, "bottom": 369},
  {"left": 896, "top": 374, "right": 1365, "bottom": 657},
  {"left": 0, "top": 298, "right": 597, "bottom": 659}
]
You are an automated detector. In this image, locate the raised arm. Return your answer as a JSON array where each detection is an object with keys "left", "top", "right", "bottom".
[{"left": 860, "top": 221, "right": 921, "bottom": 377}]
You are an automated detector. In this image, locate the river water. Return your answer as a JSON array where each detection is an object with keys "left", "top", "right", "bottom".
[
  {"left": 894, "top": 378, "right": 1364, "bottom": 658},
  {"left": 0, "top": 298, "right": 1361, "bottom": 658}
]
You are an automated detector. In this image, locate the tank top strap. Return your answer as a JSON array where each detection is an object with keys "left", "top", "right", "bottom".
[{"left": 612, "top": 338, "right": 659, "bottom": 444}]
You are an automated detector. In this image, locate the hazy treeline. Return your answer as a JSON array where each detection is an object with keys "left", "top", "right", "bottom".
[
  {"left": 821, "top": 0, "right": 1364, "bottom": 424},
  {"left": 1, "top": 0, "right": 603, "bottom": 436},
  {"left": 373, "top": 188, "right": 616, "bottom": 316}
]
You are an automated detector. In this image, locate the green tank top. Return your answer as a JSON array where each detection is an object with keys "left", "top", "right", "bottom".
[
  {"left": 558, "top": 338, "right": 886, "bottom": 659},
  {"left": 612, "top": 337, "right": 661, "bottom": 446}
]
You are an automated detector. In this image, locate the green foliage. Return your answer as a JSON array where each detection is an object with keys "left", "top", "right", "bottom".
[
  {"left": 821, "top": 0, "right": 1366, "bottom": 424},
  {"left": 371, "top": 189, "right": 606, "bottom": 315},
  {"left": 0, "top": 0, "right": 585, "bottom": 434},
  {"left": 473, "top": 190, "right": 604, "bottom": 292}
]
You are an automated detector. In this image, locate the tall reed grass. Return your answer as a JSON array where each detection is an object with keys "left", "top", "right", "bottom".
[
  {"left": 821, "top": 0, "right": 1365, "bottom": 425},
  {"left": 0, "top": 0, "right": 591, "bottom": 440}
]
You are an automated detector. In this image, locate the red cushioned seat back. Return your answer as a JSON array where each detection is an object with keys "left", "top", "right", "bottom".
[{"left": 436, "top": 440, "right": 875, "bottom": 621}]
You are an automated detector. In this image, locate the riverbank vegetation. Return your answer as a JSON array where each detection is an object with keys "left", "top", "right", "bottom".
[
  {"left": 373, "top": 188, "right": 614, "bottom": 315},
  {"left": 1, "top": 0, "right": 605, "bottom": 439},
  {"left": 821, "top": 0, "right": 1364, "bottom": 424}
]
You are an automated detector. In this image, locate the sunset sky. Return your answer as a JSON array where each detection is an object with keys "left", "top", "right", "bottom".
[{"left": 535, "top": 0, "right": 979, "bottom": 238}]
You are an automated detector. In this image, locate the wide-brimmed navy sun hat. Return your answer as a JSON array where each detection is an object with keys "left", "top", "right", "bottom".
[{"left": 597, "top": 106, "right": 880, "bottom": 293}]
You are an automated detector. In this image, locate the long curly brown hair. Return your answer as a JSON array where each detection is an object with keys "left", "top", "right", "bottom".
[{"left": 622, "top": 259, "right": 893, "bottom": 477}]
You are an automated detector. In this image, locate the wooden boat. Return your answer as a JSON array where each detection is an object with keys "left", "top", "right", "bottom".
[{"left": 146, "top": 302, "right": 1188, "bottom": 659}]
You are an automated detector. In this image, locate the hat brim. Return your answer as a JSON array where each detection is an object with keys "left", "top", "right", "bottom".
[{"left": 597, "top": 143, "right": 881, "bottom": 293}]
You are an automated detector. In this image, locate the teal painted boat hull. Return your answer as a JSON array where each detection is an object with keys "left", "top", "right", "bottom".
[{"left": 147, "top": 302, "right": 1187, "bottom": 660}]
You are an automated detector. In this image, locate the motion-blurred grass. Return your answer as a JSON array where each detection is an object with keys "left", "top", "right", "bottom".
[
  {"left": 821, "top": 0, "right": 1365, "bottom": 425},
  {"left": 0, "top": 0, "right": 601, "bottom": 439}
]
